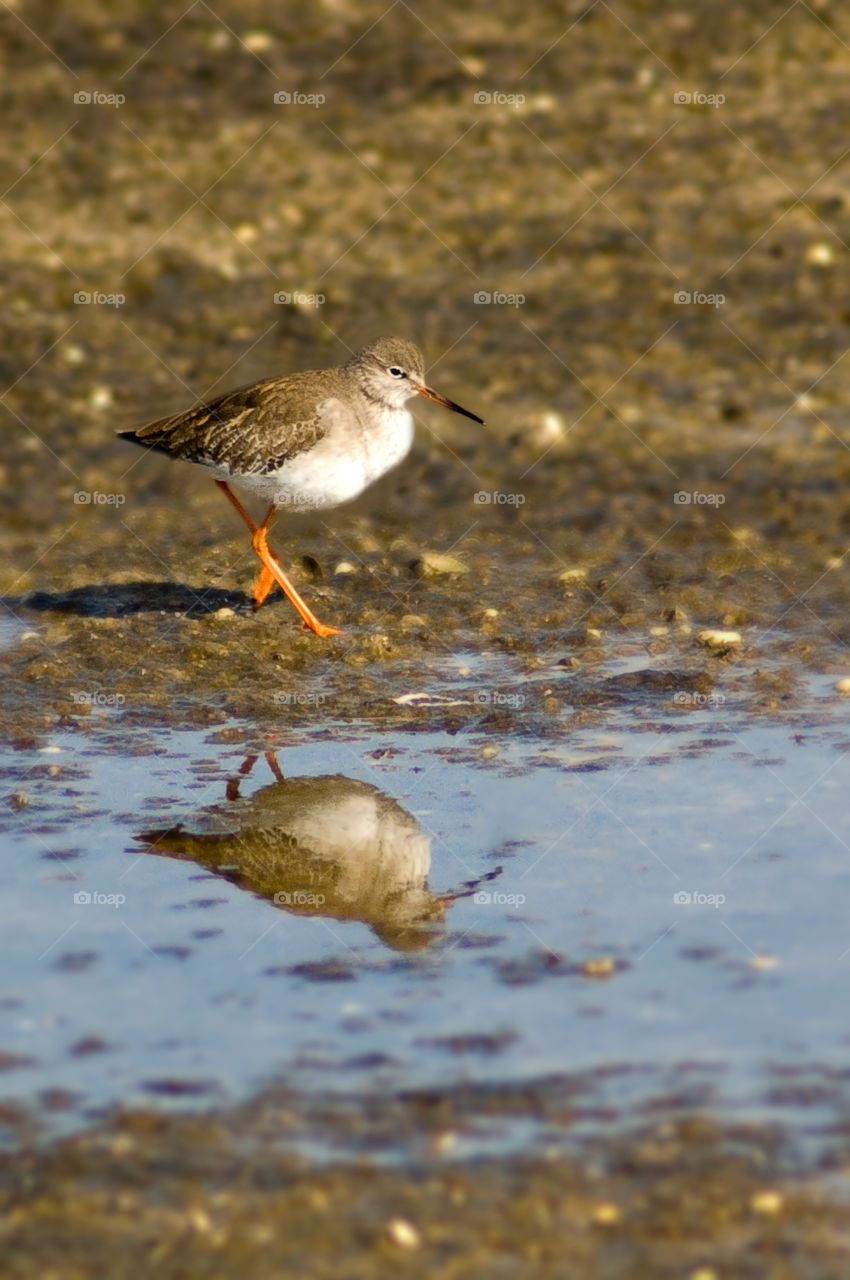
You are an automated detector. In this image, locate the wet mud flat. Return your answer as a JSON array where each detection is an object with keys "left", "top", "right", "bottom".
[{"left": 3, "top": 1094, "right": 850, "bottom": 1280}]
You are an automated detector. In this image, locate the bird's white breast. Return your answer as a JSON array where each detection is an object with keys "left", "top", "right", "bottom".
[{"left": 263, "top": 403, "right": 414, "bottom": 512}]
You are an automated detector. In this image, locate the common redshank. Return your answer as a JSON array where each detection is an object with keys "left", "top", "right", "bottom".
[{"left": 118, "top": 337, "right": 483, "bottom": 636}]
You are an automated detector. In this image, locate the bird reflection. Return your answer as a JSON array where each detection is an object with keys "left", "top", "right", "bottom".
[{"left": 135, "top": 752, "right": 487, "bottom": 951}]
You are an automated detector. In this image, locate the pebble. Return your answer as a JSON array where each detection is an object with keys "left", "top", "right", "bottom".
[
  {"left": 414, "top": 552, "right": 468, "bottom": 577},
  {"left": 835, "top": 677, "right": 850, "bottom": 695},
  {"left": 750, "top": 1189, "right": 783, "bottom": 1215},
  {"left": 805, "top": 240, "right": 834, "bottom": 266},
  {"left": 242, "top": 30, "right": 273, "bottom": 53},
  {"left": 386, "top": 1217, "right": 421, "bottom": 1249},
  {"left": 333, "top": 561, "right": 357, "bottom": 575},
  {"left": 214, "top": 608, "right": 236, "bottom": 620},
  {"left": 591, "top": 1202, "right": 621, "bottom": 1225},
  {"left": 697, "top": 628, "right": 741, "bottom": 651}
]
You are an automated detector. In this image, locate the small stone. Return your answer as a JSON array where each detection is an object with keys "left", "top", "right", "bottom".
[
  {"left": 482, "top": 607, "right": 499, "bottom": 618},
  {"left": 835, "top": 677, "right": 850, "bottom": 695},
  {"left": 400, "top": 614, "right": 428, "bottom": 628},
  {"left": 581, "top": 957, "right": 616, "bottom": 979},
  {"left": 805, "top": 240, "right": 834, "bottom": 266},
  {"left": 749, "top": 953, "right": 777, "bottom": 971},
  {"left": 558, "top": 567, "right": 587, "bottom": 582},
  {"left": 689, "top": 1269, "right": 718, "bottom": 1280},
  {"left": 188, "top": 1206, "right": 213, "bottom": 1233},
  {"left": 386, "top": 1217, "right": 421, "bottom": 1249},
  {"left": 750, "top": 1189, "right": 783, "bottom": 1215},
  {"left": 242, "top": 29, "right": 273, "bottom": 52},
  {"left": 412, "top": 552, "right": 468, "bottom": 577},
  {"left": 214, "top": 607, "right": 236, "bottom": 619},
  {"left": 592, "top": 1202, "right": 621, "bottom": 1225},
  {"left": 333, "top": 561, "right": 357, "bottom": 575},
  {"left": 540, "top": 410, "right": 566, "bottom": 438},
  {"left": 90, "top": 386, "right": 113, "bottom": 410},
  {"left": 697, "top": 628, "right": 741, "bottom": 651},
  {"left": 479, "top": 745, "right": 499, "bottom": 760}
]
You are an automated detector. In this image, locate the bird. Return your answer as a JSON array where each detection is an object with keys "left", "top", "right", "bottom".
[{"left": 117, "top": 336, "right": 484, "bottom": 637}]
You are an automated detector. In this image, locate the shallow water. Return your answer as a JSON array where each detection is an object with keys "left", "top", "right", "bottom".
[{"left": 3, "top": 647, "right": 850, "bottom": 1153}]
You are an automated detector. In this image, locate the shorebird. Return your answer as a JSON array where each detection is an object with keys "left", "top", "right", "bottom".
[{"left": 118, "top": 337, "right": 483, "bottom": 636}]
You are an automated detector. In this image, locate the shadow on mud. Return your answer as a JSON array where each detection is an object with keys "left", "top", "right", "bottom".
[{"left": 12, "top": 583, "right": 248, "bottom": 618}]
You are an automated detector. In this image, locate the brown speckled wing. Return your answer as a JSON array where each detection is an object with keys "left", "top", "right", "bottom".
[{"left": 118, "top": 374, "right": 330, "bottom": 476}]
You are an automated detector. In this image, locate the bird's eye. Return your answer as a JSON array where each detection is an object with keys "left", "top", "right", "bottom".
[{"left": 388, "top": 366, "right": 406, "bottom": 378}]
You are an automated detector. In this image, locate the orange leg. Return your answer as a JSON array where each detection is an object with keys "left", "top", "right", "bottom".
[{"left": 214, "top": 481, "right": 341, "bottom": 637}]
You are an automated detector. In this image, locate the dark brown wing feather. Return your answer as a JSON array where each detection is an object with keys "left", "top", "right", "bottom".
[{"left": 117, "top": 375, "right": 330, "bottom": 476}]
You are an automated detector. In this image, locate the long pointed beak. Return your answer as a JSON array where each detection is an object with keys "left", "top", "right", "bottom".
[{"left": 415, "top": 382, "right": 484, "bottom": 424}]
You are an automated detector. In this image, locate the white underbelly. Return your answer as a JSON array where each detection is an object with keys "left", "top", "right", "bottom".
[{"left": 222, "top": 409, "right": 415, "bottom": 512}]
